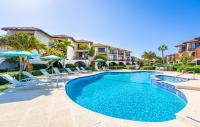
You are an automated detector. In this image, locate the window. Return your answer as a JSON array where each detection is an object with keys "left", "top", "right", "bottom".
[{"left": 98, "top": 48, "right": 106, "bottom": 53}]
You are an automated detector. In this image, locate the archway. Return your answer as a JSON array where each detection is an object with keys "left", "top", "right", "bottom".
[
  {"left": 119, "top": 62, "right": 125, "bottom": 66},
  {"left": 109, "top": 62, "right": 117, "bottom": 66},
  {"left": 191, "top": 52, "right": 195, "bottom": 57},
  {"left": 74, "top": 61, "right": 86, "bottom": 67}
]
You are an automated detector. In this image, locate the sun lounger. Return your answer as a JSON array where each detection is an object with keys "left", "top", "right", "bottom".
[
  {"left": 53, "top": 67, "right": 68, "bottom": 75},
  {"left": 65, "top": 68, "right": 79, "bottom": 74},
  {"left": 80, "top": 67, "right": 92, "bottom": 72},
  {"left": 102, "top": 66, "right": 109, "bottom": 71},
  {"left": 22, "top": 71, "right": 50, "bottom": 84},
  {"left": 0, "top": 74, "right": 39, "bottom": 87},
  {"left": 76, "top": 67, "right": 88, "bottom": 73}
]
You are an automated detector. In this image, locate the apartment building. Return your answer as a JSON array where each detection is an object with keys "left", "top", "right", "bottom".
[
  {"left": 167, "top": 37, "right": 200, "bottom": 64},
  {"left": 0, "top": 27, "right": 132, "bottom": 69},
  {"left": 94, "top": 43, "right": 132, "bottom": 66}
]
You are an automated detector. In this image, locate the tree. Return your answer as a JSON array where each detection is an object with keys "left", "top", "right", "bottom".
[
  {"left": 88, "top": 45, "right": 95, "bottom": 57},
  {"left": 179, "top": 56, "right": 193, "bottom": 65},
  {"left": 0, "top": 32, "right": 47, "bottom": 71},
  {"left": 158, "top": 44, "right": 168, "bottom": 63},
  {"left": 94, "top": 54, "right": 108, "bottom": 62},
  {"left": 141, "top": 51, "right": 156, "bottom": 61},
  {"left": 50, "top": 39, "right": 73, "bottom": 67}
]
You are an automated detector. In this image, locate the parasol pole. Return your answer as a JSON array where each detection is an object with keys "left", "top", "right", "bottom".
[{"left": 19, "top": 56, "right": 23, "bottom": 81}]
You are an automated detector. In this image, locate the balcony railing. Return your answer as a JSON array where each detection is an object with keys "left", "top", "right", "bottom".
[
  {"left": 109, "top": 58, "right": 118, "bottom": 61},
  {"left": 73, "top": 57, "right": 88, "bottom": 60},
  {"left": 118, "top": 53, "right": 124, "bottom": 55},
  {"left": 109, "top": 51, "right": 117, "bottom": 54},
  {"left": 188, "top": 47, "right": 196, "bottom": 51}
]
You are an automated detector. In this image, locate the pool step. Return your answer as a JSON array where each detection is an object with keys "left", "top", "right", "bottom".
[
  {"left": 177, "top": 115, "right": 200, "bottom": 127},
  {"left": 177, "top": 85, "right": 200, "bottom": 91}
]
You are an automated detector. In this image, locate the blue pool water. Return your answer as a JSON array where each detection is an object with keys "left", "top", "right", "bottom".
[
  {"left": 156, "top": 75, "right": 189, "bottom": 83},
  {"left": 66, "top": 72, "right": 186, "bottom": 122}
]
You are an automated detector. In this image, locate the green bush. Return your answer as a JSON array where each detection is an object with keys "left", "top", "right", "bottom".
[
  {"left": 126, "top": 65, "right": 136, "bottom": 70},
  {"left": 108, "top": 66, "right": 127, "bottom": 69},
  {"left": 65, "top": 64, "right": 75, "bottom": 68},
  {"left": 32, "top": 64, "right": 47, "bottom": 70},
  {"left": 186, "top": 62, "right": 196, "bottom": 66},
  {"left": 143, "top": 61, "right": 151, "bottom": 66},
  {"left": 171, "top": 63, "right": 183, "bottom": 71},
  {"left": 141, "top": 66, "right": 156, "bottom": 70},
  {"left": 85, "top": 67, "right": 95, "bottom": 71},
  {"left": 185, "top": 65, "right": 200, "bottom": 73}
]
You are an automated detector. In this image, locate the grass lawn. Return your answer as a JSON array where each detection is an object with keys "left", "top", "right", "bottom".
[{"left": 0, "top": 85, "right": 13, "bottom": 91}]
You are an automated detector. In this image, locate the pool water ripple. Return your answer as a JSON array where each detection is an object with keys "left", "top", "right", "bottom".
[{"left": 66, "top": 72, "right": 187, "bottom": 122}]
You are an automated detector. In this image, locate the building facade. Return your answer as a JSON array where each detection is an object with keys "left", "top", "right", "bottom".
[
  {"left": 167, "top": 37, "right": 200, "bottom": 64},
  {"left": 94, "top": 43, "right": 132, "bottom": 66},
  {"left": 0, "top": 27, "right": 132, "bottom": 69}
]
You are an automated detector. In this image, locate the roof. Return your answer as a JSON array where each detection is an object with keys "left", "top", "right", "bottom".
[
  {"left": 94, "top": 43, "right": 110, "bottom": 47},
  {"left": 75, "top": 40, "right": 93, "bottom": 44},
  {"left": 176, "top": 36, "right": 200, "bottom": 47},
  {"left": 166, "top": 53, "right": 175, "bottom": 56},
  {"left": 194, "top": 36, "right": 200, "bottom": 40},
  {"left": 175, "top": 44, "right": 186, "bottom": 47},
  {"left": 1, "top": 27, "right": 52, "bottom": 37},
  {"left": 94, "top": 43, "right": 131, "bottom": 52},
  {"left": 52, "top": 35, "right": 75, "bottom": 41},
  {"left": 1, "top": 27, "right": 75, "bottom": 41}
]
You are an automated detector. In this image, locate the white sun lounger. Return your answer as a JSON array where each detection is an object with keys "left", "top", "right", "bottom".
[
  {"left": 0, "top": 74, "right": 39, "bottom": 87},
  {"left": 53, "top": 67, "right": 68, "bottom": 75},
  {"left": 22, "top": 71, "right": 50, "bottom": 84},
  {"left": 66, "top": 68, "right": 79, "bottom": 74},
  {"left": 80, "top": 67, "right": 92, "bottom": 72},
  {"left": 76, "top": 67, "right": 88, "bottom": 73},
  {"left": 95, "top": 66, "right": 100, "bottom": 71},
  {"left": 102, "top": 66, "right": 109, "bottom": 71}
]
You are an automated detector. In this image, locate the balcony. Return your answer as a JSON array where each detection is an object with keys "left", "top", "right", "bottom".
[
  {"left": 188, "top": 47, "right": 196, "bottom": 51},
  {"left": 73, "top": 56, "right": 88, "bottom": 60},
  {"left": 118, "top": 59, "right": 125, "bottom": 61},
  {"left": 125, "top": 54, "right": 130, "bottom": 57},
  {"left": 118, "top": 53, "right": 124, "bottom": 56},
  {"left": 109, "top": 58, "right": 118, "bottom": 61},
  {"left": 109, "top": 50, "right": 117, "bottom": 54}
]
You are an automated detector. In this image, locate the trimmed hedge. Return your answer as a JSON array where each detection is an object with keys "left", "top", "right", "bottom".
[
  {"left": 108, "top": 66, "right": 127, "bottom": 69},
  {"left": 141, "top": 66, "right": 156, "bottom": 70},
  {"left": 171, "top": 63, "right": 183, "bottom": 71},
  {"left": 32, "top": 64, "right": 47, "bottom": 70},
  {"left": 185, "top": 65, "right": 200, "bottom": 73}
]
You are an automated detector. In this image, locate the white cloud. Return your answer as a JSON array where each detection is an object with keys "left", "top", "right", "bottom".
[{"left": 0, "top": 0, "right": 55, "bottom": 9}]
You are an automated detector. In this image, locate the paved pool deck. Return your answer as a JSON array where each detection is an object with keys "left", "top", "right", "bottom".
[{"left": 0, "top": 70, "right": 200, "bottom": 127}]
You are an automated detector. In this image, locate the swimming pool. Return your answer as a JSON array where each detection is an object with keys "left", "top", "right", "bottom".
[
  {"left": 155, "top": 75, "right": 189, "bottom": 83},
  {"left": 66, "top": 71, "right": 187, "bottom": 122}
]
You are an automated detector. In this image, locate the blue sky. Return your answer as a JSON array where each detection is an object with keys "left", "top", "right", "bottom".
[{"left": 0, "top": 0, "right": 200, "bottom": 57}]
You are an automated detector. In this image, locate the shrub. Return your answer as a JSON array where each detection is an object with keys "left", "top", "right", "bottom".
[
  {"left": 65, "top": 64, "right": 75, "bottom": 68},
  {"left": 187, "top": 62, "right": 196, "bottom": 66},
  {"left": 171, "top": 63, "right": 183, "bottom": 71},
  {"left": 141, "top": 66, "right": 156, "bottom": 70},
  {"left": 185, "top": 65, "right": 200, "bottom": 73},
  {"left": 108, "top": 66, "right": 127, "bottom": 69},
  {"left": 85, "top": 67, "right": 95, "bottom": 71},
  {"left": 126, "top": 65, "right": 136, "bottom": 70},
  {"left": 143, "top": 61, "right": 150, "bottom": 66},
  {"left": 32, "top": 64, "right": 47, "bottom": 70}
]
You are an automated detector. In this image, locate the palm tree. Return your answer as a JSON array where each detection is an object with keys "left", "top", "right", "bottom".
[
  {"left": 142, "top": 51, "right": 156, "bottom": 61},
  {"left": 51, "top": 39, "right": 73, "bottom": 67},
  {"left": 0, "top": 32, "right": 47, "bottom": 71},
  {"left": 79, "top": 44, "right": 90, "bottom": 58},
  {"left": 158, "top": 44, "right": 168, "bottom": 63}
]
